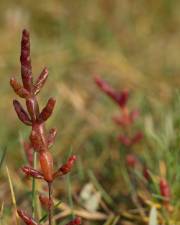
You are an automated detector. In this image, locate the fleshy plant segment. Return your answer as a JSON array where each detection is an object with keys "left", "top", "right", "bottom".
[{"left": 10, "top": 30, "right": 81, "bottom": 225}]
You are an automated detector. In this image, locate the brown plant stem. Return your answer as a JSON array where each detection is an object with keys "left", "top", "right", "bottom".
[
  {"left": 48, "top": 182, "right": 52, "bottom": 225},
  {"left": 32, "top": 151, "right": 37, "bottom": 218}
]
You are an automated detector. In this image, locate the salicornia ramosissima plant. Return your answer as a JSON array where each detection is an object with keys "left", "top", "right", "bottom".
[
  {"left": 94, "top": 75, "right": 143, "bottom": 156},
  {"left": 94, "top": 75, "right": 171, "bottom": 215},
  {"left": 10, "top": 29, "right": 81, "bottom": 225}
]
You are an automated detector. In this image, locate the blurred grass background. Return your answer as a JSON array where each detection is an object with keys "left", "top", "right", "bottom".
[{"left": 1, "top": 0, "right": 180, "bottom": 224}]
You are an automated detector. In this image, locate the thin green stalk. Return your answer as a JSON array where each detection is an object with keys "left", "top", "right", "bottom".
[{"left": 32, "top": 152, "right": 37, "bottom": 218}]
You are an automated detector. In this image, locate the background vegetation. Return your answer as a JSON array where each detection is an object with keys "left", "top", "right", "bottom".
[{"left": 1, "top": 0, "right": 180, "bottom": 224}]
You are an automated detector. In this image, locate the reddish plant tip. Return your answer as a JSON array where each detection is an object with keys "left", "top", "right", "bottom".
[
  {"left": 38, "top": 98, "right": 56, "bottom": 122},
  {"left": 22, "top": 29, "right": 29, "bottom": 37},
  {"left": 10, "top": 77, "right": 30, "bottom": 98},
  {"left": 118, "top": 132, "right": 143, "bottom": 147},
  {"left": 117, "top": 89, "right": 129, "bottom": 108},
  {"left": 21, "top": 28, "right": 30, "bottom": 50},
  {"left": 94, "top": 75, "right": 117, "bottom": 101},
  {"left": 66, "top": 217, "right": 81, "bottom": 225},
  {"left": 22, "top": 166, "right": 44, "bottom": 179},
  {"left": 69, "top": 155, "right": 77, "bottom": 162},
  {"left": 113, "top": 114, "right": 132, "bottom": 127},
  {"left": 94, "top": 75, "right": 129, "bottom": 108},
  {"left": 44, "top": 67, "right": 48, "bottom": 73},
  {"left": 60, "top": 155, "right": 77, "bottom": 174},
  {"left": 34, "top": 67, "right": 49, "bottom": 95},
  {"left": 118, "top": 135, "right": 131, "bottom": 147},
  {"left": 143, "top": 167, "right": 151, "bottom": 181},
  {"left": 126, "top": 154, "right": 138, "bottom": 168},
  {"left": 131, "top": 132, "right": 143, "bottom": 145},
  {"left": 13, "top": 100, "right": 32, "bottom": 126},
  {"left": 21, "top": 29, "right": 30, "bottom": 46},
  {"left": 54, "top": 155, "right": 77, "bottom": 178},
  {"left": 17, "top": 209, "right": 39, "bottom": 225},
  {"left": 159, "top": 178, "right": 171, "bottom": 201},
  {"left": 21, "top": 28, "right": 33, "bottom": 92}
]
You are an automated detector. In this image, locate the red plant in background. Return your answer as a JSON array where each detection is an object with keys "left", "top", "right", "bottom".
[
  {"left": 126, "top": 154, "right": 138, "bottom": 168},
  {"left": 94, "top": 75, "right": 143, "bottom": 147},
  {"left": 113, "top": 109, "right": 139, "bottom": 127},
  {"left": 94, "top": 75, "right": 172, "bottom": 213},
  {"left": 159, "top": 178, "right": 171, "bottom": 207},
  {"left": 10, "top": 30, "right": 81, "bottom": 225},
  {"left": 94, "top": 76, "right": 129, "bottom": 108},
  {"left": 143, "top": 167, "right": 151, "bottom": 181},
  {"left": 94, "top": 75, "right": 145, "bottom": 179},
  {"left": 66, "top": 217, "right": 81, "bottom": 225},
  {"left": 118, "top": 132, "right": 143, "bottom": 147}
]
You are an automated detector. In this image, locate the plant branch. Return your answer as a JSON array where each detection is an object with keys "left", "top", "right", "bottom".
[
  {"left": 48, "top": 182, "right": 52, "bottom": 225},
  {"left": 32, "top": 151, "right": 37, "bottom": 218}
]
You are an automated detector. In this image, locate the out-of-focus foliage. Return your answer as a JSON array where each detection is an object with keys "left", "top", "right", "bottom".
[
  {"left": 0, "top": 0, "right": 180, "bottom": 163},
  {"left": 1, "top": 0, "right": 180, "bottom": 224}
]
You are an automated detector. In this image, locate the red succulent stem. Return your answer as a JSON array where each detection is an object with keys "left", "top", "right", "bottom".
[
  {"left": 11, "top": 29, "right": 79, "bottom": 225},
  {"left": 11, "top": 29, "right": 54, "bottom": 225}
]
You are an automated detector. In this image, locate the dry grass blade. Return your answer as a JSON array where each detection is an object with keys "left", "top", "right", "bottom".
[
  {"left": 111, "top": 216, "right": 120, "bottom": 225},
  {"left": 47, "top": 209, "right": 107, "bottom": 224},
  {"left": 6, "top": 165, "right": 19, "bottom": 225},
  {"left": 43, "top": 202, "right": 108, "bottom": 224},
  {"left": 103, "top": 215, "right": 115, "bottom": 225}
]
